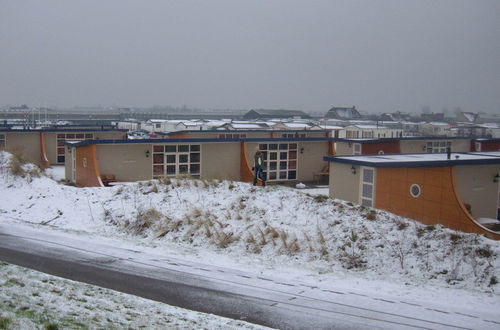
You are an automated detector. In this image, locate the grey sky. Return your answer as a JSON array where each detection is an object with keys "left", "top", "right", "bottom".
[{"left": 1, "top": 0, "right": 499, "bottom": 113}]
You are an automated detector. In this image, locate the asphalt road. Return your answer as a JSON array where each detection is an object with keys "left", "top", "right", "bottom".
[{"left": 0, "top": 224, "right": 498, "bottom": 330}]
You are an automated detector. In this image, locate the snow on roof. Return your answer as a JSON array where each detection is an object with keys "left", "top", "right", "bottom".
[
  {"left": 346, "top": 125, "right": 388, "bottom": 129},
  {"left": 177, "top": 122, "right": 201, "bottom": 127},
  {"left": 204, "top": 121, "right": 226, "bottom": 127},
  {"left": 230, "top": 123, "right": 265, "bottom": 129},
  {"left": 322, "top": 125, "right": 344, "bottom": 130},
  {"left": 147, "top": 119, "right": 169, "bottom": 123},
  {"left": 427, "top": 122, "right": 450, "bottom": 126},
  {"left": 462, "top": 112, "right": 477, "bottom": 122},
  {"left": 282, "top": 123, "right": 311, "bottom": 128},
  {"left": 326, "top": 152, "right": 500, "bottom": 167}
]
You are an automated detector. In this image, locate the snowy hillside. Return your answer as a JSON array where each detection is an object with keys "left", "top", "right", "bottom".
[{"left": 0, "top": 150, "right": 499, "bottom": 326}]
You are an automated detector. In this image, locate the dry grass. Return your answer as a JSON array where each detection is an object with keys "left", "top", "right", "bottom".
[{"left": 214, "top": 230, "right": 238, "bottom": 248}]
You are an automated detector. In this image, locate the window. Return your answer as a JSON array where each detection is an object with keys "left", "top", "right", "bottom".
[
  {"left": 360, "top": 167, "right": 375, "bottom": 207},
  {"left": 152, "top": 144, "right": 201, "bottom": 178},
  {"left": 0, "top": 134, "right": 5, "bottom": 149},
  {"left": 218, "top": 133, "right": 246, "bottom": 139},
  {"left": 259, "top": 143, "right": 297, "bottom": 181},
  {"left": 426, "top": 141, "right": 451, "bottom": 153},
  {"left": 353, "top": 143, "right": 361, "bottom": 155},
  {"left": 282, "top": 133, "right": 306, "bottom": 138},
  {"left": 410, "top": 184, "right": 421, "bottom": 198},
  {"left": 56, "top": 133, "right": 93, "bottom": 163}
]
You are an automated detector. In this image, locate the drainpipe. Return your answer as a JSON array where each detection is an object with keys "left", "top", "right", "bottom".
[{"left": 447, "top": 147, "right": 451, "bottom": 160}]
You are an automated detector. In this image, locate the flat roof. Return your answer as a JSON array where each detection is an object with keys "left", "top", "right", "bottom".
[
  {"left": 0, "top": 128, "right": 128, "bottom": 133},
  {"left": 66, "top": 137, "right": 333, "bottom": 147},
  {"left": 324, "top": 152, "right": 500, "bottom": 168},
  {"left": 164, "top": 129, "right": 330, "bottom": 135},
  {"left": 335, "top": 137, "right": 473, "bottom": 144}
]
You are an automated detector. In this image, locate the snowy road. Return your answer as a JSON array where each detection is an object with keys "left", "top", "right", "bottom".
[{"left": 0, "top": 224, "right": 498, "bottom": 330}]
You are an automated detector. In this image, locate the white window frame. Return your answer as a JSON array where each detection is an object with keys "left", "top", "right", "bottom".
[
  {"left": 56, "top": 133, "right": 93, "bottom": 164},
  {"left": 258, "top": 143, "right": 298, "bottom": 181},
  {"left": 426, "top": 140, "right": 451, "bottom": 153},
  {"left": 152, "top": 144, "right": 202, "bottom": 178},
  {"left": 353, "top": 143, "right": 362, "bottom": 155},
  {"left": 359, "top": 166, "right": 375, "bottom": 207}
]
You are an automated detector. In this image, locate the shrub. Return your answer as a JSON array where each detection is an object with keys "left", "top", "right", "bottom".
[{"left": 490, "top": 275, "right": 498, "bottom": 286}]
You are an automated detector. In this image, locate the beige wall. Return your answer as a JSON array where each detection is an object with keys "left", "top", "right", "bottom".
[
  {"left": 45, "top": 133, "right": 58, "bottom": 164},
  {"left": 94, "top": 131, "right": 127, "bottom": 140},
  {"left": 201, "top": 143, "right": 240, "bottom": 180},
  {"left": 244, "top": 140, "right": 329, "bottom": 182},
  {"left": 400, "top": 139, "right": 470, "bottom": 153},
  {"left": 64, "top": 147, "right": 73, "bottom": 182},
  {"left": 5, "top": 132, "right": 41, "bottom": 164},
  {"left": 97, "top": 144, "right": 152, "bottom": 182},
  {"left": 296, "top": 141, "right": 329, "bottom": 181},
  {"left": 455, "top": 165, "right": 500, "bottom": 219},
  {"left": 335, "top": 142, "right": 353, "bottom": 156},
  {"left": 329, "top": 162, "right": 360, "bottom": 202},
  {"left": 45, "top": 131, "right": 127, "bottom": 164}
]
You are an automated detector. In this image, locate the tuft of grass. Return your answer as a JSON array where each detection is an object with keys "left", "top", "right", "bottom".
[
  {"left": 476, "top": 246, "right": 494, "bottom": 259},
  {"left": 214, "top": 230, "right": 238, "bottom": 248},
  {"left": 129, "top": 208, "right": 163, "bottom": 234},
  {"left": 246, "top": 233, "right": 256, "bottom": 244},
  {"left": 0, "top": 316, "right": 12, "bottom": 329},
  {"left": 489, "top": 275, "right": 498, "bottom": 286},
  {"left": 364, "top": 210, "right": 377, "bottom": 221},
  {"left": 44, "top": 323, "right": 59, "bottom": 330},
  {"left": 396, "top": 221, "right": 408, "bottom": 230},
  {"left": 158, "top": 177, "right": 172, "bottom": 185},
  {"left": 313, "top": 194, "right": 329, "bottom": 203}
]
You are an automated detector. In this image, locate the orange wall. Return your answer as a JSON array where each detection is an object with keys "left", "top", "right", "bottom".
[
  {"left": 39, "top": 132, "right": 50, "bottom": 168},
  {"left": 240, "top": 142, "right": 263, "bottom": 184},
  {"left": 362, "top": 141, "right": 400, "bottom": 155},
  {"left": 375, "top": 166, "right": 500, "bottom": 240},
  {"left": 75, "top": 145, "right": 103, "bottom": 187}
]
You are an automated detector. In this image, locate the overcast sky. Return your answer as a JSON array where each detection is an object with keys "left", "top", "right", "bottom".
[{"left": 1, "top": 0, "right": 499, "bottom": 114}]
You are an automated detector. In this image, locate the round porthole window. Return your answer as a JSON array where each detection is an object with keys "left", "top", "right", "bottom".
[
  {"left": 378, "top": 150, "right": 384, "bottom": 155},
  {"left": 410, "top": 184, "right": 421, "bottom": 198}
]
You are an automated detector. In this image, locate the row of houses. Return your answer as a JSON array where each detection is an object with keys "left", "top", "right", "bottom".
[
  {"left": 1, "top": 124, "right": 499, "bottom": 240},
  {"left": 118, "top": 116, "right": 500, "bottom": 140}
]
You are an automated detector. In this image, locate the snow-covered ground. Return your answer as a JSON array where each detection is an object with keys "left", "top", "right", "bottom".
[
  {"left": 0, "top": 151, "right": 499, "bottom": 327},
  {"left": 0, "top": 261, "right": 270, "bottom": 329}
]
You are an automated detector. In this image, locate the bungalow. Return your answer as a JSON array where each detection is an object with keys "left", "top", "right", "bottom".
[
  {"left": 0, "top": 127, "right": 127, "bottom": 166},
  {"left": 335, "top": 137, "right": 472, "bottom": 156},
  {"left": 324, "top": 152, "right": 500, "bottom": 239},
  {"left": 342, "top": 124, "right": 403, "bottom": 139},
  {"left": 473, "top": 139, "right": 500, "bottom": 152},
  {"left": 65, "top": 137, "right": 335, "bottom": 187}
]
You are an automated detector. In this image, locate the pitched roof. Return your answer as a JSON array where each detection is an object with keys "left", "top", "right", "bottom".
[
  {"left": 325, "top": 106, "right": 361, "bottom": 120},
  {"left": 243, "top": 109, "right": 311, "bottom": 119}
]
